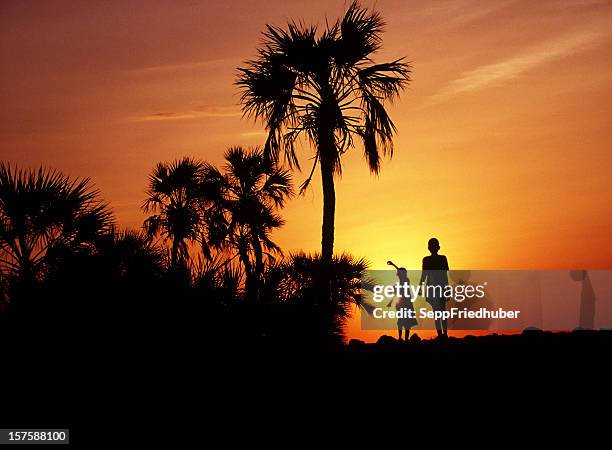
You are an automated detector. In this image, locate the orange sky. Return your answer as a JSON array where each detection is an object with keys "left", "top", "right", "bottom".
[{"left": 2, "top": 0, "right": 611, "bottom": 276}]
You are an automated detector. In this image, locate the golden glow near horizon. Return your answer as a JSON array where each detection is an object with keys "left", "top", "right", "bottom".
[{"left": 2, "top": 0, "right": 611, "bottom": 276}]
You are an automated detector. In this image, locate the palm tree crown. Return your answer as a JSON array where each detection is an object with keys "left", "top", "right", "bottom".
[
  {"left": 143, "top": 157, "right": 216, "bottom": 268},
  {"left": 0, "top": 162, "right": 113, "bottom": 281},
  {"left": 210, "top": 146, "right": 293, "bottom": 301}
]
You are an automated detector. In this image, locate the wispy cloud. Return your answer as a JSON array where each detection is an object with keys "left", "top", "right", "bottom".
[
  {"left": 132, "top": 105, "right": 241, "bottom": 122},
  {"left": 240, "top": 131, "right": 267, "bottom": 138},
  {"left": 446, "top": 1, "right": 517, "bottom": 26},
  {"left": 429, "top": 29, "right": 608, "bottom": 103},
  {"left": 126, "top": 58, "right": 235, "bottom": 74},
  {"left": 414, "top": 0, "right": 517, "bottom": 26}
]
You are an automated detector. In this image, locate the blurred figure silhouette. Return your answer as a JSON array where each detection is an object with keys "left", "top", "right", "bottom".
[
  {"left": 570, "top": 270, "right": 596, "bottom": 329},
  {"left": 419, "top": 238, "right": 449, "bottom": 339},
  {"left": 387, "top": 260, "right": 417, "bottom": 341}
]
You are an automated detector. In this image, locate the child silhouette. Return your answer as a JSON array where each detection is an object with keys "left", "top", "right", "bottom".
[{"left": 387, "top": 260, "right": 417, "bottom": 341}]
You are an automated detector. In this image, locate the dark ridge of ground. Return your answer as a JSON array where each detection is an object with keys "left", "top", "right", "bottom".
[
  {"left": 3, "top": 328, "right": 610, "bottom": 442},
  {"left": 337, "top": 329, "right": 612, "bottom": 370},
  {"left": 347, "top": 328, "right": 612, "bottom": 353}
]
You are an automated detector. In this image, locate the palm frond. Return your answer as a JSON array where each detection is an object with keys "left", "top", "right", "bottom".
[
  {"left": 236, "top": 1, "right": 410, "bottom": 188},
  {"left": 335, "top": 1, "right": 385, "bottom": 66}
]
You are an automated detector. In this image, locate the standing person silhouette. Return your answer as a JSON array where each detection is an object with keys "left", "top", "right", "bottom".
[
  {"left": 419, "top": 238, "right": 450, "bottom": 339},
  {"left": 386, "top": 261, "right": 418, "bottom": 341}
]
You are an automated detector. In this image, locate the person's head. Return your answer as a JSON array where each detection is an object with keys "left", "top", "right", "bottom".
[{"left": 428, "top": 238, "right": 440, "bottom": 255}]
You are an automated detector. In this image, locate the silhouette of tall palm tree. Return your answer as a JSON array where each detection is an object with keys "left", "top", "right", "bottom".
[
  {"left": 143, "top": 158, "right": 219, "bottom": 269},
  {"left": 237, "top": 1, "right": 410, "bottom": 263},
  {"left": 208, "top": 147, "right": 293, "bottom": 302},
  {"left": 0, "top": 162, "right": 113, "bottom": 283}
]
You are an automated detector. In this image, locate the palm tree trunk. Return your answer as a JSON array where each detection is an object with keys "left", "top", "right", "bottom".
[
  {"left": 238, "top": 242, "right": 256, "bottom": 303},
  {"left": 17, "top": 235, "right": 34, "bottom": 283},
  {"left": 251, "top": 235, "right": 264, "bottom": 303},
  {"left": 320, "top": 151, "right": 335, "bottom": 264},
  {"left": 170, "top": 240, "right": 179, "bottom": 268},
  {"left": 318, "top": 107, "right": 336, "bottom": 306},
  {"left": 318, "top": 94, "right": 336, "bottom": 265}
]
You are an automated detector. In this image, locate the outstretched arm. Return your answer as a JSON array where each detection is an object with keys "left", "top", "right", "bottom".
[{"left": 387, "top": 260, "right": 399, "bottom": 270}]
